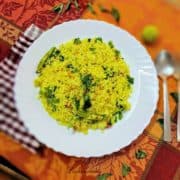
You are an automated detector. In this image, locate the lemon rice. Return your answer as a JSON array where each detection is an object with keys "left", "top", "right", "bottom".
[{"left": 34, "top": 37, "right": 133, "bottom": 133}]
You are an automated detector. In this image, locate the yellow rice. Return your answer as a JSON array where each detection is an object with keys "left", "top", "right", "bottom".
[{"left": 34, "top": 37, "right": 133, "bottom": 133}]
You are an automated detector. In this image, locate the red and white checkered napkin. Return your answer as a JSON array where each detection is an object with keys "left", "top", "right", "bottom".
[{"left": 0, "top": 24, "right": 43, "bottom": 152}]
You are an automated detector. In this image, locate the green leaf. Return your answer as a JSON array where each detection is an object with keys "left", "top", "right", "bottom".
[
  {"left": 81, "top": 74, "right": 93, "bottom": 89},
  {"left": 122, "top": 163, "right": 131, "bottom": 177},
  {"left": 95, "top": 37, "right": 103, "bottom": 43},
  {"left": 53, "top": 3, "right": 64, "bottom": 13},
  {"left": 43, "top": 86, "right": 59, "bottom": 111},
  {"left": 157, "top": 118, "right": 164, "bottom": 128},
  {"left": 74, "top": 0, "right": 79, "bottom": 10},
  {"left": 64, "top": 0, "right": 72, "bottom": 12},
  {"left": 74, "top": 37, "right": 81, "bottom": 44},
  {"left": 89, "top": 47, "right": 96, "bottom": 51},
  {"left": 114, "top": 49, "right": 120, "bottom": 57},
  {"left": 73, "top": 97, "right": 80, "bottom": 110},
  {"left": 87, "top": 38, "right": 91, "bottom": 42},
  {"left": 110, "top": 111, "right": 123, "bottom": 125},
  {"left": 135, "top": 149, "right": 147, "bottom": 159},
  {"left": 108, "top": 41, "right": 114, "bottom": 48},
  {"left": 83, "top": 94, "right": 91, "bottom": 111},
  {"left": 114, "top": 111, "right": 123, "bottom": 121},
  {"left": 59, "top": 55, "right": 64, "bottom": 61},
  {"left": 99, "top": 5, "right": 109, "bottom": 13},
  {"left": 170, "top": 92, "right": 179, "bottom": 103},
  {"left": 36, "top": 47, "right": 56, "bottom": 73},
  {"left": 127, "top": 75, "right": 134, "bottom": 84},
  {"left": 111, "top": 8, "right": 120, "bottom": 23},
  {"left": 66, "top": 64, "right": 78, "bottom": 73},
  {"left": 96, "top": 173, "right": 112, "bottom": 180},
  {"left": 87, "top": 2, "right": 96, "bottom": 14}
]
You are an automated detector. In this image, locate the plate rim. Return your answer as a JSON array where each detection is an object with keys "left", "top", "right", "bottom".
[{"left": 14, "top": 19, "right": 159, "bottom": 157}]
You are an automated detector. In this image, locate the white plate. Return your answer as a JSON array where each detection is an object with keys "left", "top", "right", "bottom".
[{"left": 14, "top": 20, "right": 159, "bottom": 157}]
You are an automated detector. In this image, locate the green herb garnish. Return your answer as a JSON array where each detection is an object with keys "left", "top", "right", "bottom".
[
  {"left": 108, "top": 41, "right": 114, "bottom": 48},
  {"left": 127, "top": 75, "right": 134, "bottom": 84},
  {"left": 122, "top": 163, "right": 131, "bottom": 177},
  {"left": 95, "top": 37, "right": 103, "bottom": 43},
  {"left": 111, "top": 111, "right": 123, "bottom": 124},
  {"left": 135, "top": 149, "right": 147, "bottom": 159},
  {"left": 114, "top": 49, "right": 120, "bottom": 57},
  {"left": 74, "top": 0, "right": 79, "bottom": 10},
  {"left": 96, "top": 173, "right": 112, "bottom": 180},
  {"left": 81, "top": 74, "right": 93, "bottom": 90},
  {"left": 81, "top": 74, "right": 93, "bottom": 111},
  {"left": 99, "top": 5, "right": 109, "bottom": 13},
  {"left": 115, "top": 111, "right": 123, "bottom": 121},
  {"left": 36, "top": 47, "right": 56, "bottom": 73},
  {"left": 87, "top": 2, "right": 96, "bottom": 14},
  {"left": 53, "top": 49, "right": 60, "bottom": 56},
  {"left": 67, "top": 64, "right": 73, "bottom": 68},
  {"left": 103, "top": 67, "right": 115, "bottom": 79},
  {"left": 53, "top": 3, "right": 64, "bottom": 13},
  {"left": 66, "top": 64, "right": 78, "bottom": 73},
  {"left": 83, "top": 94, "right": 91, "bottom": 111},
  {"left": 43, "top": 86, "right": 59, "bottom": 111},
  {"left": 111, "top": 8, "right": 120, "bottom": 23},
  {"left": 74, "top": 38, "right": 81, "bottom": 44},
  {"left": 74, "top": 97, "right": 80, "bottom": 110},
  {"left": 116, "top": 102, "right": 124, "bottom": 110},
  {"left": 59, "top": 55, "right": 64, "bottom": 61},
  {"left": 53, "top": 0, "right": 80, "bottom": 14},
  {"left": 89, "top": 47, "right": 96, "bottom": 51}
]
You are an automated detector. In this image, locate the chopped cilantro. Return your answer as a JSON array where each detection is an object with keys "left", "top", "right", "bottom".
[
  {"left": 95, "top": 37, "right": 103, "bottom": 43},
  {"left": 74, "top": 38, "right": 81, "bottom": 44},
  {"left": 53, "top": 3, "right": 64, "bottom": 13},
  {"left": 96, "top": 173, "right": 112, "bottom": 180},
  {"left": 108, "top": 41, "right": 114, "bottom": 48},
  {"left": 81, "top": 74, "right": 93, "bottom": 90},
  {"left": 135, "top": 149, "right": 147, "bottom": 159},
  {"left": 89, "top": 47, "right": 96, "bottom": 51},
  {"left": 83, "top": 94, "right": 91, "bottom": 111},
  {"left": 111, "top": 8, "right": 120, "bottom": 23},
  {"left": 122, "top": 163, "right": 131, "bottom": 177},
  {"left": 127, "top": 75, "right": 134, "bottom": 84},
  {"left": 87, "top": 2, "right": 96, "bottom": 14}
]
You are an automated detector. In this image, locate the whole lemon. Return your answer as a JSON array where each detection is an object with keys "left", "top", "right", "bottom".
[{"left": 142, "top": 25, "right": 159, "bottom": 44}]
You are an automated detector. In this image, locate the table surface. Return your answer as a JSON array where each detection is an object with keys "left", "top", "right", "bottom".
[{"left": 0, "top": 0, "right": 180, "bottom": 179}]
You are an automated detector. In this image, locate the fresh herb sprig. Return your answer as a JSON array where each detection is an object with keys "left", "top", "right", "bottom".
[
  {"left": 111, "top": 8, "right": 120, "bottom": 23},
  {"left": 122, "top": 163, "right": 131, "bottom": 177},
  {"left": 99, "top": 5, "right": 120, "bottom": 23},
  {"left": 87, "top": 2, "right": 96, "bottom": 14},
  {"left": 135, "top": 149, "right": 147, "bottom": 159},
  {"left": 53, "top": 0, "right": 80, "bottom": 14},
  {"left": 96, "top": 173, "right": 112, "bottom": 180}
]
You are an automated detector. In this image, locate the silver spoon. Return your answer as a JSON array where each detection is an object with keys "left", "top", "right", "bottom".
[
  {"left": 173, "top": 60, "right": 180, "bottom": 141},
  {"left": 155, "top": 50, "right": 175, "bottom": 142}
]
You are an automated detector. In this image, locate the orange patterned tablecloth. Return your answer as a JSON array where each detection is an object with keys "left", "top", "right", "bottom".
[{"left": 0, "top": 0, "right": 180, "bottom": 179}]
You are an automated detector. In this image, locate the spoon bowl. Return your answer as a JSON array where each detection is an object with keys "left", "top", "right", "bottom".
[
  {"left": 155, "top": 50, "right": 175, "bottom": 142},
  {"left": 155, "top": 50, "right": 175, "bottom": 78}
]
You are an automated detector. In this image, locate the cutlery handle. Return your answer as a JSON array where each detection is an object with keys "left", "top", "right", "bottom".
[
  {"left": 163, "top": 78, "right": 172, "bottom": 142},
  {"left": 177, "top": 80, "right": 180, "bottom": 141}
]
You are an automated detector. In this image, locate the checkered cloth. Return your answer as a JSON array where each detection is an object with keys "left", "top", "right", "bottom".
[{"left": 0, "top": 24, "right": 43, "bottom": 152}]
